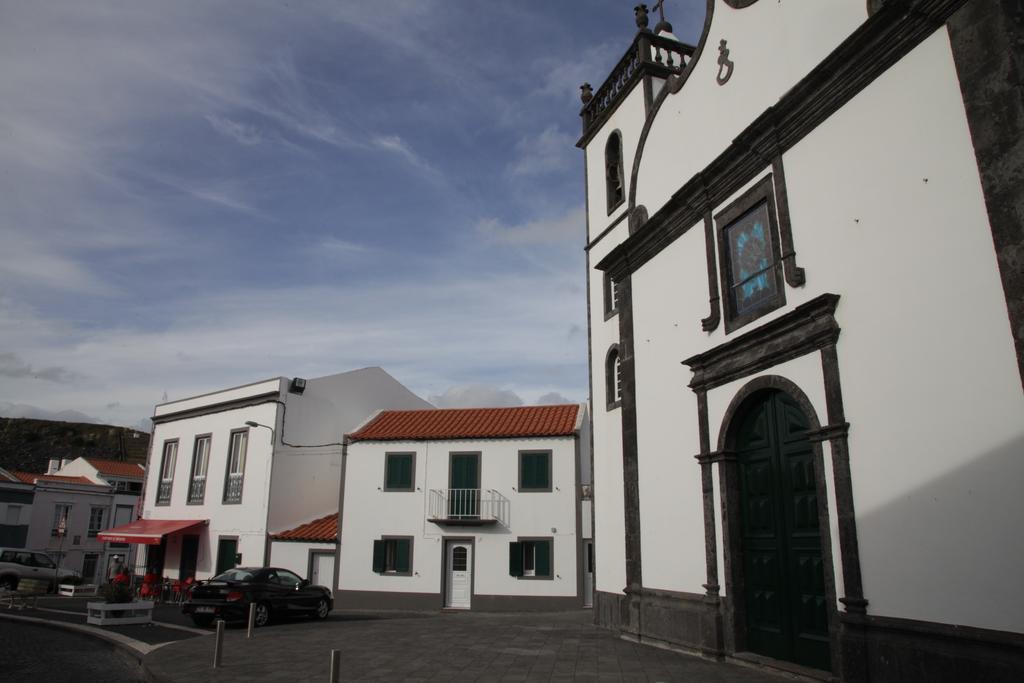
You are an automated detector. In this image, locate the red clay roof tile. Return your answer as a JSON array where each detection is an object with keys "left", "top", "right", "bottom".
[
  {"left": 271, "top": 513, "right": 338, "bottom": 543},
  {"left": 12, "top": 472, "right": 97, "bottom": 486},
  {"left": 348, "top": 404, "right": 580, "bottom": 442},
  {"left": 83, "top": 458, "right": 145, "bottom": 479}
]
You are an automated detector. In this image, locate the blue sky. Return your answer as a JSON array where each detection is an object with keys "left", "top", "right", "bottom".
[{"left": 0, "top": 1, "right": 705, "bottom": 430}]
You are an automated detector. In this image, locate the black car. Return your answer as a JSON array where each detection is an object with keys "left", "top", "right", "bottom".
[{"left": 182, "top": 566, "right": 332, "bottom": 628}]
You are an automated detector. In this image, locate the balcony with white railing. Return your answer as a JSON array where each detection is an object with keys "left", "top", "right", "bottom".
[{"left": 428, "top": 489, "right": 509, "bottom": 527}]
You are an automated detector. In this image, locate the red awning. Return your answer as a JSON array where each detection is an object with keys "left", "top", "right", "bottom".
[{"left": 97, "top": 519, "right": 207, "bottom": 545}]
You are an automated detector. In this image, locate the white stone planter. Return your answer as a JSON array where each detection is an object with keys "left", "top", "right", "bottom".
[
  {"left": 86, "top": 600, "right": 154, "bottom": 626},
  {"left": 59, "top": 583, "right": 98, "bottom": 597}
]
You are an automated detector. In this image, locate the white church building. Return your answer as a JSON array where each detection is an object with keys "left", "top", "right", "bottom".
[{"left": 581, "top": 1, "right": 1022, "bottom": 681}]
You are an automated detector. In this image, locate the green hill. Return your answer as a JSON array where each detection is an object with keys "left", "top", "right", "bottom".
[{"left": 0, "top": 417, "right": 150, "bottom": 474}]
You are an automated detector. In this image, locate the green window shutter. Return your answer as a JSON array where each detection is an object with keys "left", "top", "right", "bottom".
[
  {"left": 399, "top": 456, "right": 412, "bottom": 488},
  {"left": 385, "top": 457, "right": 395, "bottom": 488},
  {"left": 386, "top": 454, "right": 413, "bottom": 489},
  {"left": 521, "top": 454, "right": 534, "bottom": 488},
  {"left": 508, "top": 542, "right": 523, "bottom": 577},
  {"left": 535, "top": 540, "right": 552, "bottom": 577},
  {"left": 395, "top": 539, "right": 411, "bottom": 573},
  {"left": 521, "top": 453, "right": 550, "bottom": 489},
  {"left": 536, "top": 453, "right": 549, "bottom": 489},
  {"left": 372, "top": 540, "right": 385, "bottom": 573}
]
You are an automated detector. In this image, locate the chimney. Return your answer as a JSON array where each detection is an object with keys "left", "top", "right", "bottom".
[{"left": 47, "top": 458, "right": 60, "bottom": 475}]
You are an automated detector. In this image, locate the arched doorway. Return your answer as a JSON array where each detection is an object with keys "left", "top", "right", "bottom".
[{"left": 730, "top": 388, "right": 830, "bottom": 671}]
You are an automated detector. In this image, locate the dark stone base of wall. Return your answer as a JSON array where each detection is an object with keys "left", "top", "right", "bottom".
[
  {"left": 593, "top": 589, "right": 721, "bottom": 658},
  {"left": 839, "top": 613, "right": 1024, "bottom": 683},
  {"left": 336, "top": 589, "right": 582, "bottom": 612},
  {"left": 595, "top": 590, "right": 1024, "bottom": 682}
]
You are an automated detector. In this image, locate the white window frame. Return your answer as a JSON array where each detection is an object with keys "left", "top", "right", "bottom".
[{"left": 87, "top": 506, "right": 106, "bottom": 538}]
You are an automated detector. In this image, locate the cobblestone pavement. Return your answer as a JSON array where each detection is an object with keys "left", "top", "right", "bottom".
[{"left": 144, "top": 610, "right": 788, "bottom": 682}]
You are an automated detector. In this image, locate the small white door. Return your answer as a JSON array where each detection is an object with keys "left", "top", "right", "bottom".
[
  {"left": 311, "top": 552, "right": 335, "bottom": 592},
  {"left": 583, "top": 541, "right": 594, "bottom": 608},
  {"left": 445, "top": 541, "right": 472, "bottom": 609}
]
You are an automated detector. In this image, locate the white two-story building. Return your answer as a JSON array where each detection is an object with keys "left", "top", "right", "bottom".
[
  {"left": 103, "top": 367, "right": 431, "bottom": 582},
  {"left": 4, "top": 458, "right": 145, "bottom": 583},
  {"left": 337, "top": 404, "right": 592, "bottom": 611}
]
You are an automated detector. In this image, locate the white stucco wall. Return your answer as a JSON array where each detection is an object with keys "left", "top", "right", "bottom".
[
  {"left": 267, "top": 367, "right": 432, "bottom": 534},
  {"left": 634, "top": 0, "right": 866, "bottom": 222},
  {"left": 584, "top": 81, "right": 648, "bottom": 243},
  {"left": 584, "top": 1, "right": 1022, "bottom": 636},
  {"left": 778, "top": 29, "right": 1024, "bottom": 633},
  {"left": 587, "top": 233, "right": 629, "bottom": 596},
  {"left": 630, "top": 233, "right": 713, "bottom": 594},
  {"left": 153, "top": 378, "right": 283, "bottom": 418},
  {"left": 26, "top": 483, "right": 120, "bottom": 575},
  {"left": 145, "top": 401, "right": 280, "bottom": 579},
  {"left": 269, "top": 540, "right": 336, "bottom": 581},
  {"left": 339, "top": 434, "right": 583, "bottom": 600}
]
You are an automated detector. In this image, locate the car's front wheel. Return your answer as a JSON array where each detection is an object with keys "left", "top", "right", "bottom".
[
  {"left": 253, "top": 601, "right": 271, "bottom": 627},
  {"left": 314, "top": 597, "right": 330, "bottom": 620},
  {"left": 0, "top": 576, "right": 17, "bottom": 591}
]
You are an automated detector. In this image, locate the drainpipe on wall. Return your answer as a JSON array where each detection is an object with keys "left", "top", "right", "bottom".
[
  {"left": 333, "top": 437, "right": 349, "bottom": 597},
  {"left": 260, "top": 416, "right": 279, "bottom": 568}
]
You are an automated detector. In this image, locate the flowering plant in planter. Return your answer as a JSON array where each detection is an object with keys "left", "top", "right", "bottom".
[{"left": 99, "top": 582, "right": 134, "bottom": 605}]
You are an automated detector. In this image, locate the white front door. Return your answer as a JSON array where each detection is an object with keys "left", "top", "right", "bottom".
[
  {"left": 445, "top": 541, "right": 472, "bottom": 609},
  {"left": 311, "top": 552, "right": 335, "bottom": 592}
]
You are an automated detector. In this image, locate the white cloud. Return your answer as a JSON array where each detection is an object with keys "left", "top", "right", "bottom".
[
  {"left": 507, "top": 125, "right": 576, "bottom": 177},
  {"left": 204, "top": 114, "right": 262, "bottom": 146},
  {"left": 535, "top": 391, "right": 574, "bottom": 405},
  {"left": 429, "top": 385, "right": 524, "bottom": 409},
  {"left": 0, "top": 352, "right": 83, "bottom": 384},
  {"left": 0, "top": 402, "right": 101, "bottom": 425},
  {"left": 476, "top": 206, "right": 585, "bottom": 245},
  {"left": 371, "top": 135, "right": 441, "bottom": 179}
]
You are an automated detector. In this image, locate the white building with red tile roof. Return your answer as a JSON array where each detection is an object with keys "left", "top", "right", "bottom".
[
  {"left": 337, "top": 403, "right": 592, "bottom": 611},
  {"left": 8, "top": 457, "right": 143, "bottom": 584},
  {"left": 269, "top": 512, "right": 338, "bottom": 589}
]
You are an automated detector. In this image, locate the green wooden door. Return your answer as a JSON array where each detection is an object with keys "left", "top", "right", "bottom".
[
  {"left": 449, "top": 454, "right": 480, "bottom": 517},
  {"left": 215, "top": 538, "right": 238, "bottom": 576},
  {"left": 736, "top": 390, "right": 830, "bottom": 671}
]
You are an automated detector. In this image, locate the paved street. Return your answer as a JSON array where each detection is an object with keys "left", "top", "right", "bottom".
[
  {"left": 145, "top": 610, "right": 786, "bottom": 682},
  {"left": 2, "top": 597, "right": 790, "bottom": 681},
  {"left": 0, "top": 620, "right": 144, "bottom": 683}
]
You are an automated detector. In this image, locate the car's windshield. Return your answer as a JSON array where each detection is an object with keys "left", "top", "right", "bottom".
[{"left": 212, "top": 568, "right": 256, "bottom": 582}]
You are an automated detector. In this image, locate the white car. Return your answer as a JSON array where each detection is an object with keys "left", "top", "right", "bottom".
[{"left": 0, "top": 548, "right": 81, "bottom": 590}]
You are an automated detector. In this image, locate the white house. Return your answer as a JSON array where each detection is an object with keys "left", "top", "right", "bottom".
[
  {"left": 581, "top": 2, "right": 1023, "bottom": 681},
  {"left": 337, "top": 404, "right": 592, "bottom": 611},
  {"left": 268, "top": 512, "right": 338, "bottom": 589},
  {"left": 104, "top": 367, "right": 431, "bottom": 583},
  {"left": 0, "top": 470, "right": 34, "bottom": 549},
  {"left": 7, "top": 465, "right": 140, "bottom": 584}
]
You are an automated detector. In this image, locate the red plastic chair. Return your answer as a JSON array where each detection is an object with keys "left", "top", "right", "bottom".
[{"left": 177, "top": 576, "right": 195, "bottom": 604}]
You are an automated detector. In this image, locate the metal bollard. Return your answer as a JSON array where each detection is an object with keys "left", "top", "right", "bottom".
[
  {"left": 329, "top": 649, "right": 340, "bottom": 683},
  {"left": 213, "top": 619, "right": 225, "bottom": 668},
  {"left": 247, "top": 602, "right": 256, "bottom": 638}
]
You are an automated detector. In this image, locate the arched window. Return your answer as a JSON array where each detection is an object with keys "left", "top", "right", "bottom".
[
  {"left": 605, "top": 345, "right": 622, "bottom": 410},
  {"left": 605, "top": 132, "right": 624, "bottom": 213}
]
